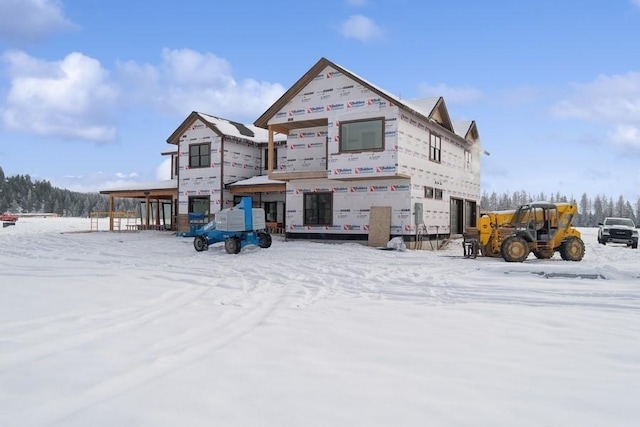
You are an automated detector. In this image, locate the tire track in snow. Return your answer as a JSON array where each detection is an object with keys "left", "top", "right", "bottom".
[
  {"left": 0, "top": 284, "right": 215, "bottom": 374},
  {"left": 0, "top": 281, "right": 286, "bottom": 427}
]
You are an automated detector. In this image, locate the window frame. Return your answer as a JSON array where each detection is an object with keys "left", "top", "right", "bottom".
[
  {"left": 425, "top": 186, "right": 434, "bottom": 199},
  {"left": 189, "top": 142, "right": 211, "bottom": 169},
  {"left": 434, "top": 188, "right": 443, "bottom": 200},
  {"left": 429, "top": 132, "right": 441, "bottom": 163},
  {"left": 339, "top": 117, "right": 385, "bottom": 153},
  {"left": 264, "top": 201, "right": 277, "bottom": 222},
  {"left": 303, "top": 192, "right": 333, "bottom": 226},
  {"left": 188, "top": 195, "right": 210, "bottom": 215},
  {"left": 464, "top": 150, "right": 472, "bottom": 171},
  {"left": 264, "top": 147, "right": 278, "bottom": 171}
]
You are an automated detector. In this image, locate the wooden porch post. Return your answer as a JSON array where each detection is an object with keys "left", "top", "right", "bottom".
[
  {"left": 155, "top": 198, "right": 160, "bottom": 227},
  {"left": 144, "top": 192, "right": 150, "bottom": 229},
  {"left": 268, "top": 127, "right": 274, "bottom": 174},
  {"left": 109, "top": 195, "right": 114, "bottom": 231}
]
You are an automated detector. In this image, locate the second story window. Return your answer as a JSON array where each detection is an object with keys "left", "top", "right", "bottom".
[
  {"left": 464, "top": 150, "right": 472, "bottom": 171},
  {"left": 339, "top": 118, "right": 384, "bottom": 152},
  {"left": 172, "top": 154, "right": 179, "bottom": 178},
  {"left": 429, "top": 133, "right": 441, "bottom": 163},
  {"left": 264, "top": 148, "right": 277, "bottom": 171},
  {"left": 189, "top": 143, "right": 210, "bottom": 169}
]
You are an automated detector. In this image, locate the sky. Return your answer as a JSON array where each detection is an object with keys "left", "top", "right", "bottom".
[
  {"left": 1, "top": 219, "right": 639, "bottom": 426},
  {"left": 1, "top": 0, "right": 640, "bottom": 201}
]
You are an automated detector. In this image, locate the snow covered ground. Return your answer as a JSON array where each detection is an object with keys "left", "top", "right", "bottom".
[{"left": 1, "top": 217, "right": 639, "bottom": 427}]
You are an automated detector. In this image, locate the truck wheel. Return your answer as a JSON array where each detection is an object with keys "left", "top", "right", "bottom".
[
  {"left": 632, "top": 241, "right": 638, "bottom": 249},
  {"left": 258, "top": 232, "right": 272, "bottom": 248},
  {"left": 501, "top": 236, "right": 530, "bottom": 262},
  {"left": 225, "top": 237, "right": 241, "bottom": 254},
  {"left": 193, "top": 236, "right": 208, "bottom": 252},
  {"left": 560, "top": 236, "right": 585, "bottom": 261},
  {"left": 533, "top": 248, "right": 554, "bottom": 259}
]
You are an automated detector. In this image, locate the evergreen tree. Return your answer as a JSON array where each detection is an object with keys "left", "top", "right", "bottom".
[
  {"left": 578, "top": 193, "right": 591, "bottom": 227},
  {"left": 489, "top": 192, "right": 498, "bottom": 211},
  {"left": 624, "top": 201, "right": 635, "bottom": 223},
  {"left": 593, "top": 195, "right": 604, "bottom": 224},
  {"left": 615, "top": 195, "right": 626, "bottom": 217},
  {"left": 0, "top": 168, "right": 137, "bottom": 216},
  {"left": 606, "top": 198, "right": 614, "bottom": 217}
]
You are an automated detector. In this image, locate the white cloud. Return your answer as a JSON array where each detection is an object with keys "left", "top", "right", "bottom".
[
  {"left": 340, "top": 15, "right": 383, "bottom": 43},
  {"left": 609, "top": 125, "right": 640, "bottom": 150},
  {"left": 115, "top": 172, "right": 139, "bottom": 179},
  {"left": 117, "top": 48, "right": 286, "bottom": 121},
  {"left": 1, "top": 50, "right": 119, "bottom": 142},
  {"left": 417, "top": 82, "right": 483, "bottom": 104},
  {"left": 156, "top": 158, "right": 172, "bottom": 180},
  {"left": 0, "top": 0, "right": 75, "bottom": 43},
  {"left": 550, "top": 71, "right": 640, "bottom": 150},
  {"left": 551, "top": 72, "right": 640, "bottom": 122}
]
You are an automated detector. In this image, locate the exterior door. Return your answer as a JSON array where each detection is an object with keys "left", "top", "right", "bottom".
[{"left": 450, "top": 198, "right": 464, "bottom": 235}]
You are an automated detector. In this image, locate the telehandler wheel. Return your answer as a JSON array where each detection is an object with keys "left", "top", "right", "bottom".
[
  {"left": 258, "top": 232, "right": 272, "bottom": 248},
  {"left": 559, "top": 236, "right": 585, "bottom": 261},
  {"left": 193, "top": 236, "right": 209, "bottom": 252},
  {"left": 501, "top": 236, "right": 530, "bottom": 262},
  {"left": 533, "top": 249, "right": 554, "bottom": 259},
  {"left": 224, "top": 237, "right": 241, "bottom": 254}
]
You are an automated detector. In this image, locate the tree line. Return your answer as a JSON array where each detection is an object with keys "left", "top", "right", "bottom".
[
  {"left": 2, "top": 165, "right": 638, "bottom": 225},
  {"left": 0, "top": 166, "right": 137, "bottom": 217},
  {"left": 480, "top": 190, "right": 640, "bottom": 227}
]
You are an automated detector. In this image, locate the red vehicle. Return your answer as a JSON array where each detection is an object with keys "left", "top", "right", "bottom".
[{"left": 1, "top": 212, "right": 18, "bottom": 222}]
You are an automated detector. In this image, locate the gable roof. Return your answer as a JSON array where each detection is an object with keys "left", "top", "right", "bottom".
[
  {"left": 452, "top": 120, "right": 480, "bottom": 143},
  {"left": 167, "top": 111, "right": 286, "bottom": 145},
  {"left": 403, "top": 97, "right": 454, "bottom": 130},
  {"left": 254, "top": 57, "right": 458, "bottom": 136}
]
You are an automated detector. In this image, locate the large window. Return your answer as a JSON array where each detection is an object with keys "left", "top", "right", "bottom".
[
  {"left": 339, "top": 118, "right": 384, "bottom": 152},
  {"left": 429, "top": 133, "right": 441, "bottom": 163},
  {"left": 189, "top": 143, "right": 210, "bottom": 168},
  {"left": 303, "top": 192, "right": 332, "bottom": 226},
  {"left": 188, "top": 196, "right": 210, "bottom": 215}
]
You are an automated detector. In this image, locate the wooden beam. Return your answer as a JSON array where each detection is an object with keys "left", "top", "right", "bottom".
[
  {"left": 109, "top": 195, "right": 114, "bottom": 231},
  {"left": 268, "top": 170, "right": 329, "bottom": 181},
  {"left": 100, "top": 189, "right": 177, "bottom": 198},
  {"left": 229, "top": 184, "right": 286, "bottom": 194},
  {"left": 145, "top": 192, "right": 150, "bottom": 227},
  {"left": 268, "top": 127, "right": 274, "bottom": 173}
]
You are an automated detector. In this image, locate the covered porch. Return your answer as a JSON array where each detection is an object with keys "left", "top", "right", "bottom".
[
  {"left": 228, "top": 175, "right": 286, "bottom": 233},
  {"left": 99, "top": 180, "right": 178, "bottom": 232}
]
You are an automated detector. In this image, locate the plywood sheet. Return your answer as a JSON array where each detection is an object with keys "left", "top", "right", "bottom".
[{"left": 368, "top": 206, "right": 391, "bottom": 247}]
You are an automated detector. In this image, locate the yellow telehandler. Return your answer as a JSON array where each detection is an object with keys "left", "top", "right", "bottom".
[{"left": 463, "top": 201, "right": 585, "bottom": 262}]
